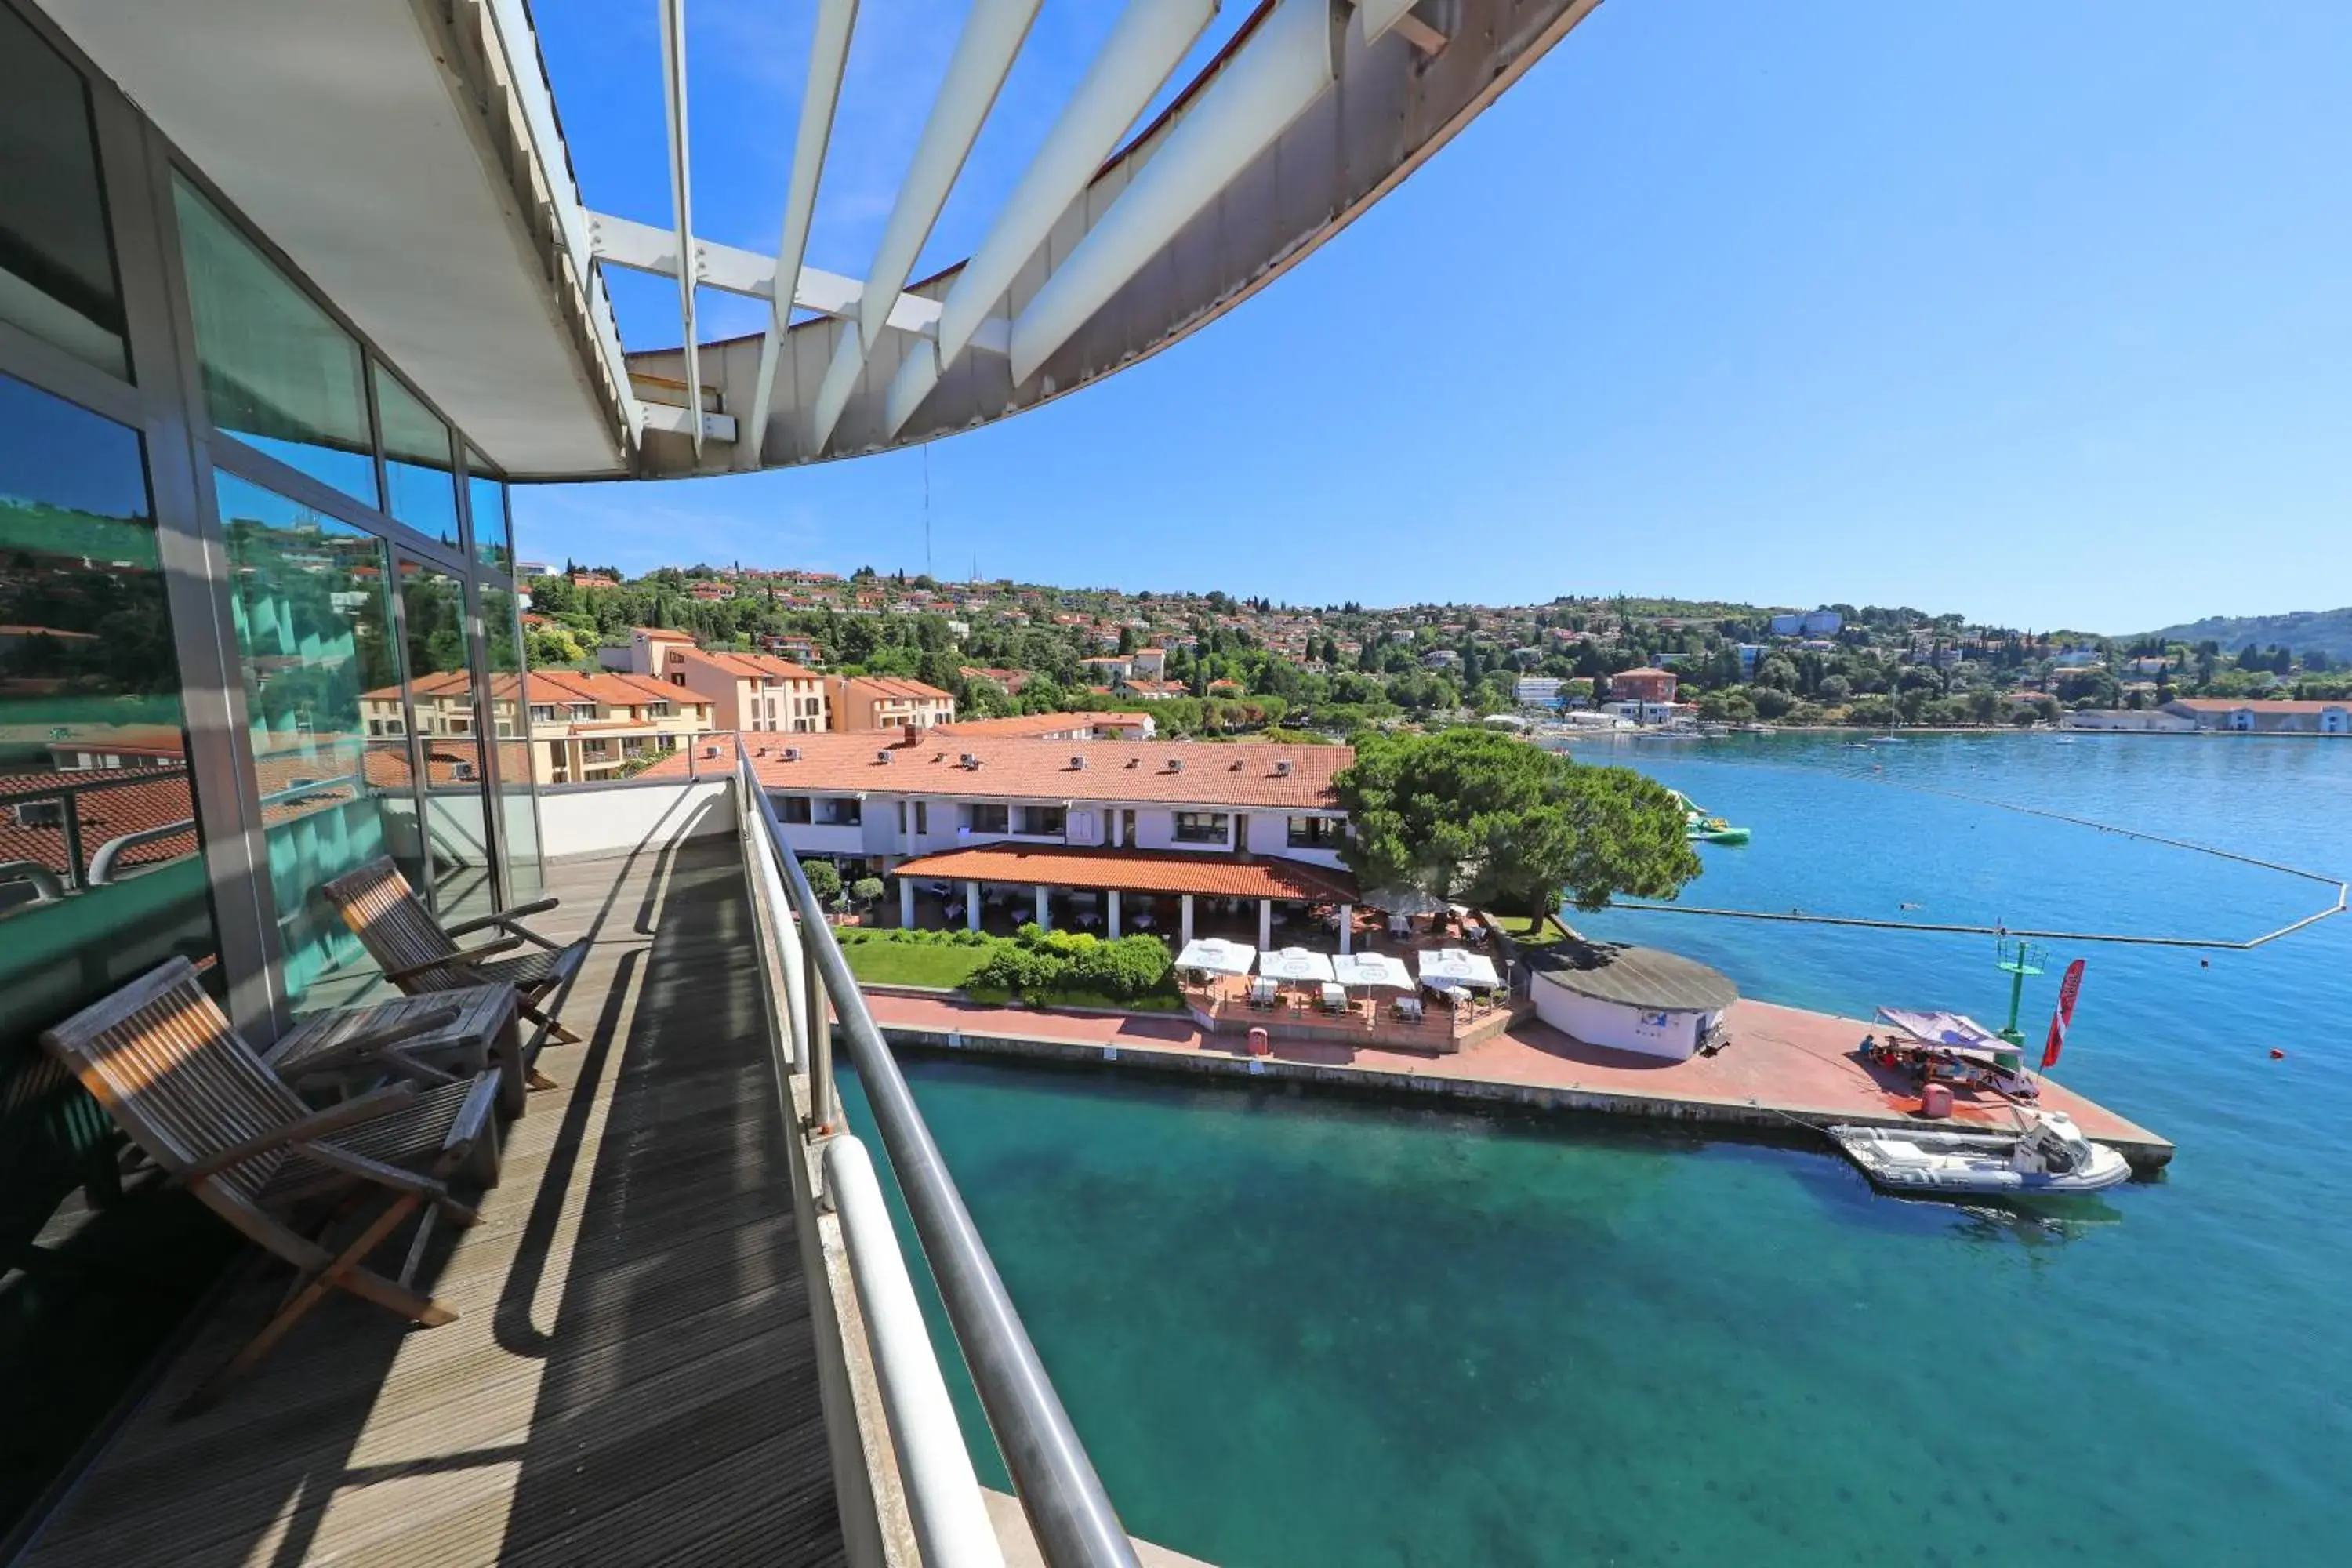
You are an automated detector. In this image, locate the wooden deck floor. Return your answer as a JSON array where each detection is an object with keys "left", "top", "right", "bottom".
[{"left": 20, "top": 836, "right": 845, "bottom": 1567}]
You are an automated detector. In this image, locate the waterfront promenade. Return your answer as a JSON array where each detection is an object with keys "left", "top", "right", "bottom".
[{"left": 862, "top": 990, "right": 2176, "bottom": 1170}]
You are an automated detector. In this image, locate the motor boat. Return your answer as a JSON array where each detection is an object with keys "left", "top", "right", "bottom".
[{"left": 1825, "top": 1111, "right": 2131, "bottom": 1196}]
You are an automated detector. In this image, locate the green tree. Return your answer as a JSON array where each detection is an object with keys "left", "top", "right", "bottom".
[
  {"left": 802, "top": 859, "right": 843, "bottom": 907},
  {"left": 1332, "top": 729, "right": 1700, "bottom": 914}
]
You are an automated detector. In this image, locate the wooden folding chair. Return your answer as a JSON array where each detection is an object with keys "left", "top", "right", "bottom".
[
  {"left": 321, "top": 856, "right": 588, "bottom": 1082},
  {"left": 41, "top": 959, "right": 500, "bottom": 1414}
]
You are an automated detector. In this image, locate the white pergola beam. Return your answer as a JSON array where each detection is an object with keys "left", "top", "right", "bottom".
[
  {"left": 586, "top": 211, "right": 1008, "bottom": 351},
  {"left": 656, "top": 0, "right": 703, "bottom": 454},
  {"left": 1009, "top": 0, "right": 1337, "bottom": 387},
  {"left": 807, "top": 0, "right": 1043, "bottom": 457},
  {"left": 883, "top": 0, "right": 1219, "bottom": 441},
  {"left": 481, "top": 0, "right": 645, "bottom": 448},
  {"left": 639, "top": 401, "right": 739, "bottom": 442},
  {"left": 742, "top": 0, "right": 857, "bottom": 468}
]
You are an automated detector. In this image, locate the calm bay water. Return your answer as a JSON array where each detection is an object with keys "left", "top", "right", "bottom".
[{"left": 844, "top": 733, "right": 2352, "bottom": 1566}]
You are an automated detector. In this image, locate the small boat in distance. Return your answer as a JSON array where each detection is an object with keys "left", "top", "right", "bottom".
[{"left": 1827, "top": 1112, "right": 2131, "bottom": 1196}]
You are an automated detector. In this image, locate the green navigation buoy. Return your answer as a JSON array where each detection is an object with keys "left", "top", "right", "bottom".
[{"left": 1993, "top": 936, "right": 2048, "bottom": 1047}]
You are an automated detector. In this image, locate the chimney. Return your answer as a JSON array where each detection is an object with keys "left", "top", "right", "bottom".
[{"left": 900, "top": 720, "right": 922, "bottom": 748}]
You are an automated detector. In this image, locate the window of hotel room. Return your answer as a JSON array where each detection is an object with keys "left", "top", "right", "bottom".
[
  {"left": 212, "top": 470, "right": 417, "bottom": 1002},
  {"left": 1174, "top": 811, "right": 1229, "bottom": 844},
  {"left": 172, "top": 175, "right": 378, "bottom": 508},
  {"left": 0, "top": 5, "right": 128, "bottom": 378}
]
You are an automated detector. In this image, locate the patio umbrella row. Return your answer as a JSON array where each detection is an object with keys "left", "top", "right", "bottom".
[{"left": 1174, "top": 940, "right": 1500, "bottom": 991}]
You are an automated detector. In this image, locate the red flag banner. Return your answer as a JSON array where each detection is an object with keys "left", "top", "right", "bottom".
[{"left": 2042, "top": 958, "right": 2086, "bottom": 1069}]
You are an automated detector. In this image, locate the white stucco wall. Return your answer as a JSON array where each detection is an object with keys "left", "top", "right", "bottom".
[
  {"left": 1530, "top": 972, "right": 1719, "bottom": 1061},
  {"left": 539, "top": 780, "right": 733, "bottom": 860}
]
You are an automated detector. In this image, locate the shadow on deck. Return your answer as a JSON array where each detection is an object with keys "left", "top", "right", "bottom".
[{"left": 18, "top": 835, "right": 844, "bottom": 1566}]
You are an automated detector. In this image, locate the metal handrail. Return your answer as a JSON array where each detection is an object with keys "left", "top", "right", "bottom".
[
  {"left": 735, "top": 740, "right": 1141, "bottom": 1568},
  {"left": 0, "top": 859, "right": 66, "bottom": 906},
  {"left": 86, "top": 770, "right": 362, "bottom": 887},
  {"left": 824, "top": 1135, "right": 1007, "bottom": 1568}
]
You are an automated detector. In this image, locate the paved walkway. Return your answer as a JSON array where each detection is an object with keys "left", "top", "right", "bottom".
[{"left": 862, "top": 991, "right": 2172, "bottom": 1163}]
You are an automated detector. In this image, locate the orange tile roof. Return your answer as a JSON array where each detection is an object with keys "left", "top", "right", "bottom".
[
  {"left": 891, "top": 844, "right": 1356, "bottom": 902},
  {"left": 681, "top": 647, "right": 820, "bottom": 681},
  {"left": 367, "top": 670, "right": 694, "bottom": 706},
  {"left": 931, "top": 712, "right": 1138, "bottom": 740},
  {"left": 645, "top": 731, "right": 1350, "bottom": 809},
  {"left": 837, "top": 675, "right": 952, "bottom": 701}
]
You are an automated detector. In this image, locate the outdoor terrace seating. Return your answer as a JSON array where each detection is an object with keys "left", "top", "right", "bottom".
[{"left": 16, "top": 842, "right": 845, "bottom": 1566}]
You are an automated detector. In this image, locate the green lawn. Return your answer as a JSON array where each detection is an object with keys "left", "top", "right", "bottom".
[
  {"left": 837, "top": 936, "right": 992, "bottom": 989},
  {"left": 1494, "top": 913, "right": 1570, "bottom": 948}
]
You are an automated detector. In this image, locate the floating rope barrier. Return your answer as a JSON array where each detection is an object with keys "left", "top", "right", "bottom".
[{"left": 1606, "top": 764, "right": 2350, "bottom": 950}]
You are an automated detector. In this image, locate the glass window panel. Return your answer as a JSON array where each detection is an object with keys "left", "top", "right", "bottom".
[
  {"left": 215, "top": 470, "right": 426, "bottom": 1004},
  {"left": 375, "top": 365, "right": 456, "bottom": 549},
  {"left": 480, "top": 582, "right": 539, "bottom": 897},
  {"left": 466, "top": 448, "right": 510, "bottom": 574},
  {"left": 0, "top": 372, "right": 228, "bottom": 1529},
  {"left": 0, "top": 9, "right": 126, "bottom": 377},
  {"left": 396, "top": 558, "right": 494, "bottom": 913},
  {"left": 172, "top": 176, "right": 376, "bottom": 508}
]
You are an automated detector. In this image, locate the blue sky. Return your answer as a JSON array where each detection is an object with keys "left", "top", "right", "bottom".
[{"left": 516, "top": 1, "right": 2350, "bottom": 633}]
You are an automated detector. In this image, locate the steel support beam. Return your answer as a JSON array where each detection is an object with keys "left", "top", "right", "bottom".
[
  {"left": 1011, "top": 0, "right": 1336, "bottom": 386},
  {"left": 806, "top": 0, "right": 1043, "bottom": 457},
  {"left": 743, "top": 0, "right": 858, "bottom": 469},
  {"left": 884, "top": 0, "right": 1219, "bottom": 440},
  {"left": 656, "top": 0, "right": 703, "bottom": 456}
]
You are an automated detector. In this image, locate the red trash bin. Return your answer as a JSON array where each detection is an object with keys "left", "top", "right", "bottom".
[{"left": 1247, "top": 1026, "right": 1271, "bottom": 1057}]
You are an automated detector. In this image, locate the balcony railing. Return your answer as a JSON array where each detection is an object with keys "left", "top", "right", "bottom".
[{"left": 732, "top": 739, "right": 1140, "bottom": 1568}]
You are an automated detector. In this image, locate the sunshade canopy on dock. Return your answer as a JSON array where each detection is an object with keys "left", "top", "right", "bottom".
[{"left": 1875, "top": 1009, "right": 2002, "bottom": 1050}]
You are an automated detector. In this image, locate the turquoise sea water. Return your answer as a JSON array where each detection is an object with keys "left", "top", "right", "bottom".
[{"left": 844, "top": 734, "right": 2352, "bottom": 1566}]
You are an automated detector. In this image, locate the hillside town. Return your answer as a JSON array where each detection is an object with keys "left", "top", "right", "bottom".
[{"left": 514, "top": 561, "right": 2352, "bottom": 744}]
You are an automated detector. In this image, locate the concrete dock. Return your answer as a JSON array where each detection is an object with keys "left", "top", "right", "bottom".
[{"left": 861, "top": 992, "right": 2176, "bottom": 1172}]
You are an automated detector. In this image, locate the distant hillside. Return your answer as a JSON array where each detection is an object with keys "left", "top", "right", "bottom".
[{"left": 2139, "top": 608, "right": 2352, "bottom": 661}]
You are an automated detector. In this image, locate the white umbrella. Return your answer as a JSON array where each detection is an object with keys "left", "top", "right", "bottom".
[
  {"left": 1363, "top": 886, "right": 1450, "bottom": 918},
  {"left": 1418, "top": 949, "right": 1501, "bottom": 989},
  {"left": 1331, "top": 953, "right": 1413, "bottom": 990},
  {"left": 1174, "top": 938, "right": 1257, "bottom": 976},
  {"left": 1257, "top": 947, "right": 1337, "bottom": 984}
]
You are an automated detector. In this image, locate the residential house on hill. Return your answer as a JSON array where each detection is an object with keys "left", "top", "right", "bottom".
[
  {"left": 662, "top": 646, "right": 829, "bottom": 733},
  {"left": 827, "top": 675, "right": 955, "bottom": 732}
]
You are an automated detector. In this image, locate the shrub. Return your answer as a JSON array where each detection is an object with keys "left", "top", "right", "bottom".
[
  {"left": 803, "top": 859, "right": 843, "bottom": 906},
  {"left": 851, "top": 877, "right": 886, "bottom": 909}
]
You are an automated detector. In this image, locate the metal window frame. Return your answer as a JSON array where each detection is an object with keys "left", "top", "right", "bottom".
[{"left": 0, "top": 0, "right": 533, "bottom": 1038}]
